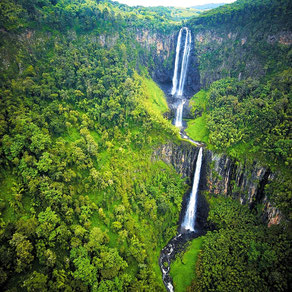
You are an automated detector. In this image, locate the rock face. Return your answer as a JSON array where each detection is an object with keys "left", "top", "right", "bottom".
[
  {"left": 135, "top": 29, "right": 176, "bottom": 84},
  {"left": 192, "top": 28, "right": 292, "bottom": 87},
  {"left": 153, "top": 141, "right": 200, "bottom": 184},
  {"left": 186, "top": 35, "right": 201, "bottom": 96},
  {"left": 204, "top": 151, "right": 283, "bottom": 225},
  {"left": 153, "top": 142, "right": 282, "bottom": 226}
]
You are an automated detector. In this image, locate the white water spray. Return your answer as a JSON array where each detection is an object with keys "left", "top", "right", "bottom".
[
  {"left": 175, "top": 99, "right": 185, "bottom": 128},
  {"left": 182, "top": 147, "right": 203, "bottom": 231},
  {"left": 171, "top": 27, "right": 192, "bottom": 97}
]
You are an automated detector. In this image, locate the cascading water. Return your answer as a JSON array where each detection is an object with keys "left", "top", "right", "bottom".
[
  {"left": 181, "top": 147, "right": 203, "bottom": 231},
  {"left": 159, "top": 27, "right": 204, "bottom": 292},
  {"left": 171, "top": 27, "right": 192, "bottom": 129},
  {"left": 177, "top": 29, "right": 191, "bottom": 97},
  {"left": 171, "top": 27, "right": 191, "bottom": 97},
  {"left": 175, "top": 100, "right": 185, "bottom": 128},
  {"left": 160, "top": 149, "right": 204, "bottom": 292}
]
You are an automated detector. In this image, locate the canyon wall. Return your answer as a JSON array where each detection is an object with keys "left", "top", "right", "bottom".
[
  {"left": 154, "top": 141, "right": 282, "bottom": 226},
  {"left": 189, "top": 26, "right": 292, "bottom": 88}
]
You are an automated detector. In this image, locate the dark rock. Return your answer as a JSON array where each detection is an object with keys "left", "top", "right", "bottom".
[{"left": 152, "top": 141, "right": 199, "bottom": 184}]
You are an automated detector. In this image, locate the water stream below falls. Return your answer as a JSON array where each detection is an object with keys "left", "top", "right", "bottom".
[{"left": 159, "top": 27, "right": 206, "bottom": 291}]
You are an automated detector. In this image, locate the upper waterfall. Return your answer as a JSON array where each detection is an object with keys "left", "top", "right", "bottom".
[
  {"left": 181, "top": 147, "right": 203, "bottom": 231},
  {"left": 177, "top": 29, "right": 191, "bottom": 97},
  {"left": 171, "top": 27, "right": 192, "bottom": 97}
]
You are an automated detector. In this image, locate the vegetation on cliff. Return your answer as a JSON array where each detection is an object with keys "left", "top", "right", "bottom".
[
  {"left": 186, "top": 0, "right": 292, "bottom": 221},
  {"left": 188, "top": 0, "right": 292, "bottom": 85}
]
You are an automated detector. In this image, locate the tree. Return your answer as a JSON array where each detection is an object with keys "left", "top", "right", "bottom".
[
  {"left": 10, "top": 232, "right": 34, "bottom": 273},
  {"left": 70, "top": 246, "right": 97, "bottom": 285},
  {"left": 22, "top": 271, "right": 48, "bottom": 291},
  {"left": 99, "top": 248, "right": 127, "bottom": 279}
]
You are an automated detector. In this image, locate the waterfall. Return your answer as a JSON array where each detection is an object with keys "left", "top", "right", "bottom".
[
  {"left": 171, "top": 27, "right": 192, "bottom": 97},
  {"left": 159, "top": 27, "right": 198, "bottom": 292},
  {"left": 171, "top": 27, "right": 192, "bottom": 129},
  {"left": 171, "top": 28, "right": 183, "bottom": 96},
  {"left": 175, "top": 99, "right": 185, "bottom": 128},
  {"left": 177, "top": 29, "right": 192, "bottom": 97},
  {"left": 182, "top": 147, "right": 203, "bottom": 231}
]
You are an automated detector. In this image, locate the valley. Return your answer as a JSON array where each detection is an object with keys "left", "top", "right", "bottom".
[{"left": 0, "top": 0, "right": 291, "bottom": 291}]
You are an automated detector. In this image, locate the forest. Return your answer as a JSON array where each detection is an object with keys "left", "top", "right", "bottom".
[{"left": 0, "top": 0, "right": 291, "bottom": 291}]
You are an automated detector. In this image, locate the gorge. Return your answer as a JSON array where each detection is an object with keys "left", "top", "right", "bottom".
[
  {"left": 159, "top": 26, "right": 206, "bottom": 291},
  {"left": 158, "top": 19, "right": 288, "bottom": 290}
]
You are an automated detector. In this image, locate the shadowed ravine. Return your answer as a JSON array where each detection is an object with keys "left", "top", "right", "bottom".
[{"left": 159, "top": 27, "right": 206, "bottom": 292}]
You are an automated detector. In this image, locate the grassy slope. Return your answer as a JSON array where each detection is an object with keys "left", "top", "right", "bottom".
[
  {"left": 170, "top": 237, "right": 204, "bottom": 292},
  {"left": 141, "top": 77, "right": 169, "bottom": 114},
  {"left": 185, "top": 114, "right": 209, "bottom": 144},
  {"left": 185, "top": 90, "right": 209, "bottom": 144}
]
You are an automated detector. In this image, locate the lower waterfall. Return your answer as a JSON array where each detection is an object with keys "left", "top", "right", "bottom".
[
  {"left": 181, "top": 147, "right": 203, "bottom": 231},
  {"left": 159, "top": 146, "right": 204, "bottom": 292}
]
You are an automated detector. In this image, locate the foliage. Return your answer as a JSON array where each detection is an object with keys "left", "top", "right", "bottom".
[
  {"left": 0, "top": 1, "right": 187, "bottom": 290},
  {"left": 190, "top": 195, "right": 291, "bottom": 292},
  {"left": 189, "top": 0, "right": 292, "bottom": 30},
  {"left": 188, "top": 0, "right": 292, "bottom": 87},
  {"left": 170, "top": 237, "right": 204, "bottom": 292},
  {"left": 187, "top": 74, "right": 292, "bottom": 217},
  {"left": 187, "top": 73, "right": 292, "bottom": 167}
]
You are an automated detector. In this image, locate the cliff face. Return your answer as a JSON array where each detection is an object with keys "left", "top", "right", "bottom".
[
  {"left": 204, "top": 151, "right": 283, "bottom": 225},
  {"left": 153, "top": 141, "right": 200, "bottom": 184},
  {"left": 185, "top": 32, "right": 201, "bottom": 96},
  {"left": 135, "top": 29, "right": 176, "bottom": 84},
  {"left": 190, "top": 28, "right": 292, "bottom": 88},
  {"left": 154, "top": 142, "right": 282, "bottom": 226}
]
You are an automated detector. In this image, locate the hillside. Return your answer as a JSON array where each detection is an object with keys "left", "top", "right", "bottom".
[
  {"left": 185, "top": 0, "right": 291, "bottom": 215},
  {"left": 0, "top": 1, "right": 187, "bottom": 290},
  {"left": 181, "top": 2, "right": 292, "bottom": 289}
]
